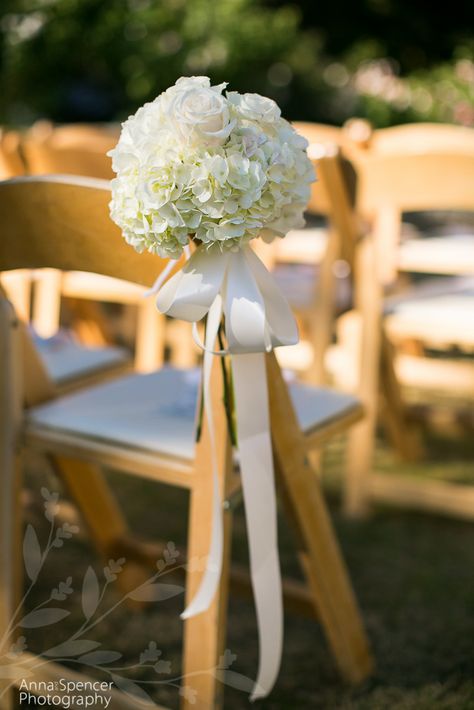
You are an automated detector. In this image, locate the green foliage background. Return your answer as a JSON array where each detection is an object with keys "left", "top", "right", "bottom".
[{"left": 0, "top": 0, "right": 473, "bottom": 126}]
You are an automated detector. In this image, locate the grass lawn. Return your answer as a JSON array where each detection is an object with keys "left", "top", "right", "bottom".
[{"left": 16, "top": 420, "right": 474, "bottom": 710}]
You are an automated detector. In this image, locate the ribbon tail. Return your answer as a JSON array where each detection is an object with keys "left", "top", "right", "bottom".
[
  {"left": 231, "top": 352, "right": 283, "bottom": 700},
  {"left": 181, "top": 295, "right": 224, "bottom": 620}
]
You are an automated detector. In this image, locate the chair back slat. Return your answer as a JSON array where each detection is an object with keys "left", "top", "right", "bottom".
[
  {"left": 22, "top": 122, "right": 119, "bottom": 179},
  {"left": 23, "top": 143, "right": 115, "bottom": 179},
  {"left": 356, "top": 152, "right": 474, "bottom": 216},
  {"left": 369, "top": 122, "right": 474, "bottom": 156},
  {"left": 0, "top": 176, "right": 174, "bottom": 286}
]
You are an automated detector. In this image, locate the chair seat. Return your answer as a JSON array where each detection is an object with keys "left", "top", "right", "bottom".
[
  {"left": 33, "top": 332, "right": 130, "bottom": 386},
  {"left": 398, "top": 234, "right": 474, "bottom": 275},
  {"left": 27, "top": 367, "right": 360, "bottom": 462},
  {"left": 385, "top": 276, "right": 474, "bottom": 348}
]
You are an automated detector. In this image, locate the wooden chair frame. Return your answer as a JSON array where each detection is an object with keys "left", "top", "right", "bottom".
[{"left": 344, "top": 145, "right": 474, "bottom": 518}]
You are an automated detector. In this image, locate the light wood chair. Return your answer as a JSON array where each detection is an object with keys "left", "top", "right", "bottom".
[
  {"left": 21, "top": 122, "right": 170, "bottom": 372},
  {"left": 0, "top": 130, "right": 133, "bottom": 388},
  {"left": 344, "top": 146, "right": 474, "bottom": 519},
  {"left": 260, "top": 141, "right": 359, "bottom": 383},
  {"left": 0, "top": 176, "right": 373, "bottom": 709},
  {"left": 267, "top": 143, "right": 416, "bottom": 470},
  {"left": 272, "top": 123, "right": 379, "bottom": 384}
]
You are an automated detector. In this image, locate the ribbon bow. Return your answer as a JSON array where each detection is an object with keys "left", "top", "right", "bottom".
[{"left": 155, "top": 243, "right": 298, "bottom": 700}]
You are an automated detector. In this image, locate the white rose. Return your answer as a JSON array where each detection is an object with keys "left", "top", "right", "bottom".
[
  {"left": 110, "top": 76, "right": 316, "bottom": 259},
  {"left": 163, "top": 76, "right": 235, "bottom": 147},
  {"left": 227, "top": 92, "right": 281, "bottom": 123}
]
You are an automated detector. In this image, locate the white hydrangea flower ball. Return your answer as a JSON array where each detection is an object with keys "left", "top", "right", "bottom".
[{"left": 109, "top": 76, "right": 316, "bottom": 259}]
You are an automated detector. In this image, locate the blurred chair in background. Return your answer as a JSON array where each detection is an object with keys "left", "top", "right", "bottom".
[
  {"left": 22, "top": 120, "right": 117, "bottom": 179},
  {"left": 274, "top": 143, "right": 358, "bottom": 383},
  {"left": 345, "top": 138, "right": 474, "bottom": 519},
  {"left": 256, "top": 125, "right": 360, "bottom": 380},
  {"left": 0, "top": 176, "right": 373, "bottom": 709},
  {"left": 266, "top": 136, "right": 416, "bottom": 472},
  {"left": 19, "top": 121, "right": 174, "bottom": 372}
]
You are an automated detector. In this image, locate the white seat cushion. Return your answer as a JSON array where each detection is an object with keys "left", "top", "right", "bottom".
[
  {"left": 27, "top": 368, "right": 360, "bottom": 462},
  {"left": 398, "top": 234, "right": 474, "bottom": 275},
  {"left": 33, "top": 332, "right": 130, "bottom": 385},
  {"left": 385, "top": 276, "right": 474, "bottom": 348}
]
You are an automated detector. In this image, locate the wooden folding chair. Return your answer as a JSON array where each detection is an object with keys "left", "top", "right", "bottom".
[
  {"left": 257, "top": 140, "right": 359, "bottom": 383},
  {"left": 0, "top": 176, "right": 372, "bottom": 709},
  {"left": 344, "top": 145, "right": 474, "bottom": 518},
  {"left": 21, "top": 121, "right": 172, "bottom": 372},
  {"left": 264, "top": 142, "right": 416, "bottom": 475}
]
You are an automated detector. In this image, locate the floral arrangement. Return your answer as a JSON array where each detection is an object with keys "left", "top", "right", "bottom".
[
  {"left": 108, "top": 77, "right": 314, "bottom": 700},
  {"left": 109, "top": 76, "right": 315, "bottom": 258}
]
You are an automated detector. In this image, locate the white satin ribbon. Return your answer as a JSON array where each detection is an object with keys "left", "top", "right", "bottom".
[{"left": 155, "top": 243, "right": 297, "bottom": 699}]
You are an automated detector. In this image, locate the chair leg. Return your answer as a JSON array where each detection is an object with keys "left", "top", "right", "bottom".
[
  {"left": 32, "top": 269, "right": 62, "bottom": 338},
  {"left": 181, "top": 356, "right": 233, "bottom": 710},
  {"left": 135, "top": 299, "right": 166, "bottom": 372},
  {"left": 306, "top": 226, "right": 340, "bottom": 385},
  {"left": 266, "top": 352, "right": 374, "bottom": 684},
  {"left": 343, "top": 234, "right": 383, "bottom": 517},
  {"left": 181, "top": 486, "right": 233, "bottom": 710},
  {"left": 49, "top": 456, "right": 153, "bottom": 593},
  {"left": 379, "top": 333, "right": 423, "bottom": 461},
  {"left": 169, "top": 321, "right": 197, "bottom": 368}
]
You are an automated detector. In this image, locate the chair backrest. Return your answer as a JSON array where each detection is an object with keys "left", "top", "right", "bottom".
[
  {"left": 22, "top": 122, "right": 118, "bottom": 179},
  {"left": 365, "top": 122, "right": 474, "bottom": 156},
  {"left": 0, "top": 176, "right": 182, "bottom": 406},
  {"left": 311, "top": 146, "right": 360, "bottom": 263},
  {"left": 255, "top": 144, "right": 360, "bottom": 270},
  {"left": 0, "top": 176, "right": 174, "bottom": 286},
  {"left": 356, "top": 150, "right": 474, "bottom": 216},
  {"left": 354, "top": 149, "right": 474, "bottom": 283},
  {"left": 292, "top": 121, "right": 344, "bottom": 147},
  {"left": 292, "top": 122, "right": 360, "bottom": 218}
]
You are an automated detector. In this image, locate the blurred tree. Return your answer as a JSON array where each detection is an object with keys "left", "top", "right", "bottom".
[
  {"left": 0, "top": 0, "right": 472, "bottom": 126},
  {"left": 0, "top": 0, "right": 315, "bottom": 123},
  {"left": 266, "top": 0, "right": 474, "bottom": 73}
]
